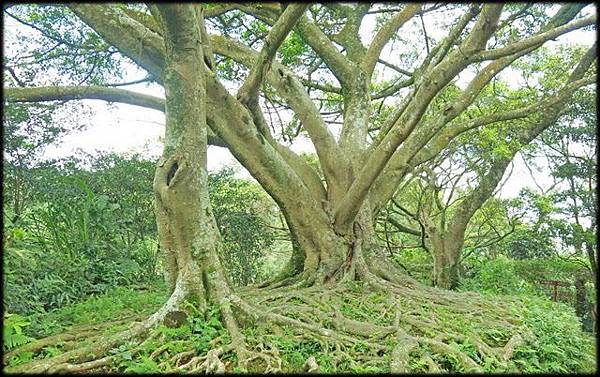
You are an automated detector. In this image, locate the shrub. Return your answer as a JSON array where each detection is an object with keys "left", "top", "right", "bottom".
[
  {"left": 459, "top": 256, "right": 538, "bottom": 296},
  {"left": 208, "top": 168, "right": 275, "bottom": 286},
  {"left": 511, "top": 295, "right": 596, "bottom": 372},
  {"left": 3, "top": 169, "right": 160, "bottom": 315}
]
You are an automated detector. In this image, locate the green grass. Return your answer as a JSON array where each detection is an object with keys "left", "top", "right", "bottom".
[
  {"left": 24, "top": 282, "right": 168, "bottom": 339},
  {"left": 5, "top": 280, "right": 597, "bottom": 374}
]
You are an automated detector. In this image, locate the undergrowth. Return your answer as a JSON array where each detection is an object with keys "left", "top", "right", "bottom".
[
  {"left": 4, "top": 281, "right": 596, "bottom": 373},
  {"left": 23, "top": 283, "right": 167, "bottom": 339}
]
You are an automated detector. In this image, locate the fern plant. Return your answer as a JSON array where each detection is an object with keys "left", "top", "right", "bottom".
[{"left": 3, "top": 313, "right": 34, "bottom": 351}]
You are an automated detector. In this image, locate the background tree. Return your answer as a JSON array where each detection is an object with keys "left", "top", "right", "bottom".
[
  {"left": 525, "top": 85, "right": 597, "bottom": 287},
  {"left": 2, "top": 102, "right": 88, "bottom": 226}
]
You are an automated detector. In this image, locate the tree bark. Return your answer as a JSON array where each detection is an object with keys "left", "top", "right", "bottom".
[
  {"left": 431, "top": 240, "right": 462, "bottom": 290},
  {"left": 151, "top": 5, "right": 224, "bottom": 310}
]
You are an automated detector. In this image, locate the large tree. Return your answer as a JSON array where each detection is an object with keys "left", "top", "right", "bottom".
[{"left": 3, "top": 3, "right": 597, "bottom": 373}]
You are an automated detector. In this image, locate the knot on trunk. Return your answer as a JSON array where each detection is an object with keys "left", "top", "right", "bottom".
[
  {"left": 163, "top": 310, "right": 188, "bottom": 328},
  {"left": 166, "top": 160, "right": 179, "bottom": 186}
]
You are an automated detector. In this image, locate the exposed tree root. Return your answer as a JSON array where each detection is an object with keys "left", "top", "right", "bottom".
[
  {"left": 2, "top": 316, "right": 140, "bottom": 364},
  {"left": 7, "top": 262, "right": 540, "bottom": 374}
]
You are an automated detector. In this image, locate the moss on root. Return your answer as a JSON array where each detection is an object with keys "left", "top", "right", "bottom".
[{"left": 4, "top": 280, "right": 596, "bottom": 374}]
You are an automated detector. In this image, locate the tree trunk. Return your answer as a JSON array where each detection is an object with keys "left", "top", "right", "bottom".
[
  {"left": 150, "top": 5, "right": 230, "bottom": 313},
  {"left": 270, "top": 212, "right": 352, "bottom": 285},
  {"left": 574, "top": 275, "right": 590, "bottom": 331},
  {"left": 267, "top": 198, "right": 397, "bottom": 287},
  {"left": 153, "top": 157, "right": 215, "bottom": 308},
  {"left": 431, "top": 239, "right": 461, "bottom": 289},
  {"left": 585, "top": 242, "right": 597, "bottom": 290}
]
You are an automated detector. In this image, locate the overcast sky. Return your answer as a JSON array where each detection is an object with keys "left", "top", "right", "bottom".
[{"left": 4, "top": 5, "right": 597, "bottom": 199}]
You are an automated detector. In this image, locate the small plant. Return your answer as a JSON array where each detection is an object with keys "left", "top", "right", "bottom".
[
  {"left": 3, "top": 313, "right": 34, "bottom": 351},
  {"left": 122, "top": 355, "right": 160, "bottom": 373}
]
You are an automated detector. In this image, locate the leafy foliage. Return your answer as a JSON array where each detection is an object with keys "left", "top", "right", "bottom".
[
  {"left": 209, "top": 168, "right": 276, "bottom": 286},
  {"left": 512, "top": 296, "right": 596, "bottom": 372},
  {"left": 459, "top": 256, "right": 538, "bottom": 296},
  {"left": 3, "top": 313, "right": 34, "bottom": 351},
  {"left": 3, "top": 152, "right": 279, "bottom": 315},
  {"left": 3, "top": 154, "right": 160, "bottom": 315},
  {"left": 25, "top": 283, "right": 167, "bottom": 339},
  {"left": 4, "top": 4, "right": 128, "bottom": 87},
  {"left": 460, "top": 255, "right": 595, "bottom": 316}
]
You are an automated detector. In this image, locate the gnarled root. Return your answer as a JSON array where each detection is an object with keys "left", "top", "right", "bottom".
[
  {"left": 6, "top": 278, "right": 190, "bottom": 374},
  {"left": 7, "top": 262, "right": 537, "bottom": 373}
]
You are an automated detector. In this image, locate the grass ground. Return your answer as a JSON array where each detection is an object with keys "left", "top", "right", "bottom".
[{"left": 3, "top": 281, "right": 596, "bottom": 373}]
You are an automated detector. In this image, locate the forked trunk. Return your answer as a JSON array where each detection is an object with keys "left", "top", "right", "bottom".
[{"left": 271, "top": 203, "right": 386, "bottom": 286}]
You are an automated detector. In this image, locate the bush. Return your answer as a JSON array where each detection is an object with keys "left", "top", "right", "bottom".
[
  {"left": 3, "top": 155, "right": 161, "bottom": 315},
  {"left": 460, "top": 256, "right": 594, "bottom": 307},
  {"left": 209, "top": 168, "right": 275, "bottom": 286},
  {"left": 392, "top": 248, "right": 433, "bottom": 285},
  {"left": 511, "top": 295, "right": 596, "bottom": 372},
  {"left": 3, "top": 155, "right": 280, "bottom": 316},
  {"left": 459, "top": 256, "right": 538, "bottom": 296}
]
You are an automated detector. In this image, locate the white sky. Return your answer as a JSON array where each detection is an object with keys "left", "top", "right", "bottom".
[{"left": 4, "top": 5, "right": 597, "bottom": 197}]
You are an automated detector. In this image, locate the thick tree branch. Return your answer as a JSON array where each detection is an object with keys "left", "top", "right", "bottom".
[
  {"left": 204, "top": 74, "right": 330, "bottom": 220},
  {"left": 371, "top": 5, "right": 478, "bottom": 141},
  {"left": 193, "top": 5, "right": 217, "bottom": 72},
  {"left": 5, "top": 85, "right": 164, "bottom": 110},
  {"left": 237, "top": 4, "right": 308, "bottom": 105},
  {"left": 105, "top": 75, "right": 154, "bottom": 87},
  {"left": 233, "top": 3, "right": 356, "bottom": 86},
  {"left": 362, "top": 4, "right": 422, "bottom": 77},
  {"left": 372, "top": 46, "right": 540, "bottom": 181},
  {"left": 330, "top": 3, "right": 369, "bottom": 63},
  {"left": 4, "top": 85, "right": 228, "bottom": 147},
  {"left": 372, "top": 4, "right": 481, "bottom": 149},
  {"left": 387, "top": 216, "right": 421, "bottom": 237},
  {"left": 301, "top": 79, "right": 342, "bottom": 93},
  {"left": 210, "top": 34, "right": 344, "bottom": 199},
  {"left": 421, "top": 5, "right": 481, "bottom": 72},
  {"left": 295, "top": 15, "right": 356, "bottom": 86},
  {"left": 332, "top": 5, "right": 504, "bottom": 232},
  {"left": 460, "top": 4, "right": 504, "bottom": 52},
  {"left": 473, "top": 14, "right": 596, "bottom": 62},
  {"left": 69, "top": 4, "right": 165, "bottom": 78},
  {"left": 120, "top": 6, "right": 162, "bottom": 36}
]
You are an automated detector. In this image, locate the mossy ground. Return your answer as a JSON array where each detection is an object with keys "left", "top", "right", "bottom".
[{"left": 4, "top": 281, "right": 596, "bottom": 373}]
